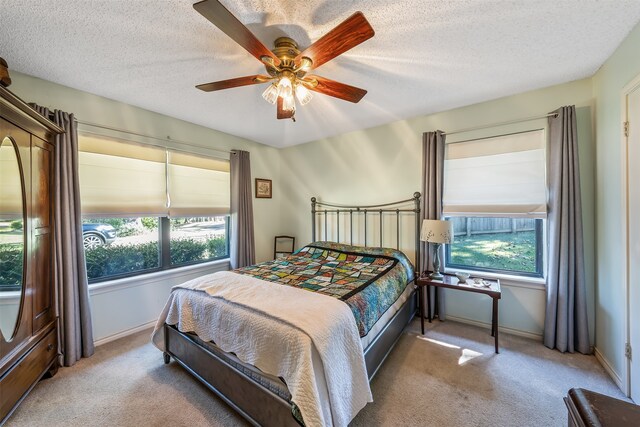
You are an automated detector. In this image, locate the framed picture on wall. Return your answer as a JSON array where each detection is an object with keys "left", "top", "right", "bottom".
[{"left": 255, "top": 178, "right": 272, "bottom": 198}]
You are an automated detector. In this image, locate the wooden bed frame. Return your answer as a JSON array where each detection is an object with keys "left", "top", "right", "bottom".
[{"left": 162, "top": 193, "right": 422, "bottom": 426}]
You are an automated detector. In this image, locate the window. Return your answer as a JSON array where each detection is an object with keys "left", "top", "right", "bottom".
[
  {"left": 79, "top": 135, "right": 230, "bottom": 282},
  {"left": 445, "top": 217, "right": 543, "bottom": 277},
  {"left": 443, "top": 130, "right": 546, "bottom": 277}
]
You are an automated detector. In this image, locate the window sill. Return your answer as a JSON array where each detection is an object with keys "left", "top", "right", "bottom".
[
  {"left": 443, "top": 267, "right": 546, "bottom": 290},
  {"left": 88, "top": 258, "right": 231, "bottom": 296},
  {"left": 0, "top": 290, "right": 21, "bottom": 302}
]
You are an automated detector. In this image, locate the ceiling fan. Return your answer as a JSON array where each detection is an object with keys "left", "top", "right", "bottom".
[{"left": 193, "top": 0, "right": 375, "bottom": 121}]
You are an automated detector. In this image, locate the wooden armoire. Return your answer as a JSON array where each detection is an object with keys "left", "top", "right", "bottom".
[{"left": 0, "top": 83, "right": 62, "bottom": 423}]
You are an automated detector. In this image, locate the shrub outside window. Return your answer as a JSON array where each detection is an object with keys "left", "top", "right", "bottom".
[
  {"left": 83, "top": 217, "right": 160, "bottom": 281},
  {"left": 0, "top": 217, "right": 23, "bottom": 292},
  {"left": 445, "top": 216, "right": 543, "bottom": 278},
  {"left": 169, "top": 217, "right": 229, "bottom": 266},
  {"left": 83, "top": 216, "right": 230, "bottom": 282}
]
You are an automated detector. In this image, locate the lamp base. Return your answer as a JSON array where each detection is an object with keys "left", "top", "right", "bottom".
[{"left": 430, "top": 242, "right": 443, "bottom": 280}]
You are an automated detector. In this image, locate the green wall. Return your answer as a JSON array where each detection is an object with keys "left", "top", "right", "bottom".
[{"left": 592, "top": 20, "right": 640, "bottom": 388}]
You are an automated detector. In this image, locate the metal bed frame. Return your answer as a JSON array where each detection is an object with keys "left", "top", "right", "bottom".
[
  {"left": 311, "top": 192, "right": 422, "bottom": 272},
  {"left": 162, "top": 193, "right": 422, "bottom": 427}
]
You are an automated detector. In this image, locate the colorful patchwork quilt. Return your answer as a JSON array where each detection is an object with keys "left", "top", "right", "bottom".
[{"left": 234, "top": 241, "right": 415, "bottom": 337}]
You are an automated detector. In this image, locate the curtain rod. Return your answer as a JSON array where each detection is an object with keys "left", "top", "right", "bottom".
[
  {"left": 441, "top": 112, "right": 558, "bottom": 136},
  {"left": 74, "top": 119, "right": 232, "bottom": 155}
]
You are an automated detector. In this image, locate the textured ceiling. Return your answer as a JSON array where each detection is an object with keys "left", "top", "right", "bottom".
[{"left": 2, "top": 1, "right": 640, "bottom": 148}]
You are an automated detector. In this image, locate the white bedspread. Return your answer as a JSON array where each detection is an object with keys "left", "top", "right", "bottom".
[{"left": 151, "top": 271, "right": 372, "bottom": 427}]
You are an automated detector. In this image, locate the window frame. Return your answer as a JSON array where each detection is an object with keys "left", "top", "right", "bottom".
[
  {"left": 444, "top": 216, "right": 545, "bottom": 279},
  {"left": 86, "top": 215, "right": 230, "bottom": 284},
  {"left": 163, "top": 216, "right": 231, "bottom": 269}
]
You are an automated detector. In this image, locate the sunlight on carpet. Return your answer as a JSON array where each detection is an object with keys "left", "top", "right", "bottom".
[
  {"left": 416, "top": 335, "right": 484, "bottom": 365},
  {"left": 459, "top": 348, "right": 484, "bottom": 365},
  {"left": 417, "top": 335, "right": 460, "bottom": 349}
]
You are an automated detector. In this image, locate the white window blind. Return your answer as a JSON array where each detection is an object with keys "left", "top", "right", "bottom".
[
  {"left": 443, "top": 130, "right": 547, "bottom": 218},
  {"left": 79, "top": 135, "right": 166, "bottom": 217},
  {"left": 79, "top": 134, "right": 230, "bottom": 217},
  {"left": 168, "top": 151, "right": 230, "bottom": 216}
]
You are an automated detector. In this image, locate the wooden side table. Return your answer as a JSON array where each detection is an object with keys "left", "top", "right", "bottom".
[{"left": 416, "top": 272, "right": 502, "bottom": 353}]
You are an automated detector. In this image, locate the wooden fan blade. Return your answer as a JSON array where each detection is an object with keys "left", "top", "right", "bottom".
[
  {"left": 295, "top": 12, "right": 374, "bottom": 70},
  {"left": 306, "top": 76, "right": 367, "bottom": 103},
  {"left": 193, "top": 0, "right": 280, "bottom": 66},
  {"left": 277, "top": 97, "right": 294, "bottom": 119},
  {"left": 196, "top": 75, "right": 271, "bottom": 92}
]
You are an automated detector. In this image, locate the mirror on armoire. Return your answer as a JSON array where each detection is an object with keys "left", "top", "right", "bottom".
[{"left": 0, "top": 136, "right": 25, "bottom": 341}]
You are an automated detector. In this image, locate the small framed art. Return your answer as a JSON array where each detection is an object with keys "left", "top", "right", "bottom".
[{"left": 255, "top": 178, "right": 272, "bottom": 198}]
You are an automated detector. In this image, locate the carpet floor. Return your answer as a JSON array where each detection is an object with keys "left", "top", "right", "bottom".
[{"left": 6, "top": 318, "right": 624, "bottom": 427}]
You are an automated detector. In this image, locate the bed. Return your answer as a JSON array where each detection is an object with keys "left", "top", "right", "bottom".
[{"left": 152, "top": 193, "right": 422, "bottom": 427}]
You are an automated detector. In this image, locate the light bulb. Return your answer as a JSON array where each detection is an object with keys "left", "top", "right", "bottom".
[
  {"left": 277, "top": 76, "right": 293, "bottom": 99},
  {"left": 295, "top": 84, "right": 313, "bottom": 105},
  {"left": 282, "top": 94, "right": 295, "bottom": 112},
  {"left": 262, "top": 83, "right": 278, "bottom": 105}
]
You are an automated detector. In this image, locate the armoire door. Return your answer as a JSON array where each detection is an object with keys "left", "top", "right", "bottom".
[
  {"left": 0, "top": 117, "right": 31, "bottom": 362},
  {"left": 31, "top": 136, "right": 54, "bottom": 334}
]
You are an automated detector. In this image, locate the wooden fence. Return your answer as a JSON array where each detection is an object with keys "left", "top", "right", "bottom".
[{"left": 450, "top": 217, "right": 535, "bottom": 237}]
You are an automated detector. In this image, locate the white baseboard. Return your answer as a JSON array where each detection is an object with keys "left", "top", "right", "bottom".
[
  {"left": 445, "top": 314, "right": 543, "bottom": 341},
  {"left": 594, "top": 346, "right": 627, "bottom": 394},
  {"left": 94, "top": 319, "right": 157, "bottom": 347}
]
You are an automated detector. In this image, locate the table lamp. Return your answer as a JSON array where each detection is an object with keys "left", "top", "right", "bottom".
[{"left": 420, "top": 219, "right": 454, "bottom": 280}]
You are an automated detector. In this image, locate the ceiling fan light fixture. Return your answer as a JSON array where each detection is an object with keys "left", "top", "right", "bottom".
[
  {"left": 193, "top": 1, "right": 374, "bottom": 121},
  {"left": 277, "top": 75, "right": 293, "bottom": 99},
  {"left": 295, "top": 83, "right": 313, "bottom": 105},
  {"left": 282, "top": 93, "right": 296, "bottom": 112},
  {"left": 262, "top": 83, "right": 279, "bottom": 104}
]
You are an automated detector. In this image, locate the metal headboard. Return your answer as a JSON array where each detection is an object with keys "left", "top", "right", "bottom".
[{"left": 310, "top": 192, "right": 422, "bottom": 276}]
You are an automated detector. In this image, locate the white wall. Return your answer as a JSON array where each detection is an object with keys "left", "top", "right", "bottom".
[
  {"left": 279, "top": 78, "right": 596, "bottom": 339},
  {"left": 9, "top": 72, "right": 282, "bottom": 343},
  {"left": 592, "top": 20, "right": 640, "bottom": 388}
]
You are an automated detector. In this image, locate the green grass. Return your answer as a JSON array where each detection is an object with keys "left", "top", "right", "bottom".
[{"left": 449, "top": 231, "right": 537, "bottom": 273}]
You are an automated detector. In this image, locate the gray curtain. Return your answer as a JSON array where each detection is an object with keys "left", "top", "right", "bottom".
[
  {"left": 230, "top": 150, "right": 255, "bottom": 269},
  {"left": 421, "top": 131, "right": 446, "bottom": 319},
  {"left": 31, "top": 105, "right": 95, "bottom": 366},
  {"left": 544, "top": 106, "right": 590, "bottom": 354}
]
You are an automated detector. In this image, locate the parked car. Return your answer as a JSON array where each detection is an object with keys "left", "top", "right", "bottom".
[{"left": 82, "top": 223, "right": 117, "bottom": 249}]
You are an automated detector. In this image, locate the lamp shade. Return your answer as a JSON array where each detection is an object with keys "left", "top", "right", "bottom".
[{"left": 420, "top": 219, "right": 454, "bottom": 244}]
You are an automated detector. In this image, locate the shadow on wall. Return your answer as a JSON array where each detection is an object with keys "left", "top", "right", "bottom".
[{"left": 278, "top": 119, "right": 421, "bottom": 250}]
